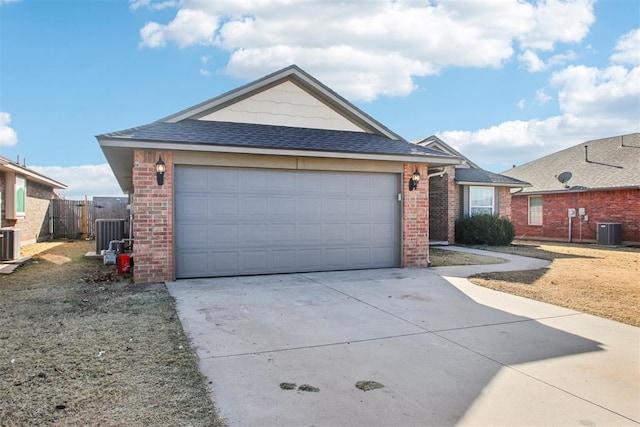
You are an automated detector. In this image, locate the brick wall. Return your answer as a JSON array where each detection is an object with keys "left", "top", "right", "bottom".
[
  {"left": 132, "top": 150, "right": 174, "bottom": 284},
  {"left": 512, "top": 189, "right": 640, "bottom": 243},
  {"left": 497, "top": 187, "right": 512, "bottom": 218},
  {"left": 403, "top": 164, "right": 429, "bottom": 267},
  {"left": 428, "top": 166, "right": 457, "bottom": 243},
  {"left": 1, "top": 173, "right": 55, "bottom": 244}
]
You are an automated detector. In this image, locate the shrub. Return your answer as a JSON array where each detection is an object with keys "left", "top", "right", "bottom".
[{"left": 455, "top": 214, "right": 515, "bottom": 246}]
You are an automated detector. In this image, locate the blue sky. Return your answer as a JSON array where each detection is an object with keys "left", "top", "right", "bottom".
[{"left": 0, "top": 0, "right": 638, "bottom": 199}]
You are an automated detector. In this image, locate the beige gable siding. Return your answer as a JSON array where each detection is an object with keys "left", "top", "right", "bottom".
[{"left": 198, "top": 81, "right": 367, "bottom": 132}]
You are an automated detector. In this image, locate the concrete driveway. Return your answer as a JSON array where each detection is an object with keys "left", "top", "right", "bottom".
[{"left": 167, "top": 250, "right": 639, "bottom": 426}]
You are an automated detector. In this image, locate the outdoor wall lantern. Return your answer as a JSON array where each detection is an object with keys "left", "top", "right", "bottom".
[
  {"left": 155, "top": 156, "right": 166, "bottom": 186},
  {"left": 409, "top": 168, "right": 420, "bottom": 191}
]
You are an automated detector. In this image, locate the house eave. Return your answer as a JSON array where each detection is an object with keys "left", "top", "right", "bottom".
[
  {"left": 98, "top": 137, "right": 463, "bottom": 194},
  {"left": 455, "top": 180, "right": 532, "bottom": 188},
  {"left": 513, "top": 185, "right": 640, "bottom": 196},
  {"left": 0, "top": 161, "right": 67, "bottom": 190}
]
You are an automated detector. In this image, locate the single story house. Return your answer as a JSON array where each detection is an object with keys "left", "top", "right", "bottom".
[
  {"left": 414, "top": 136, "right": 530, "bottom": 244},
  {"left": 97, "top": 65, "right": 462, "bottom": 284},
  {"left": 501, "top": 133, "right": 640, "bottom": 244},
  {"left": 0, "top": 155, "right": 67, "bottom": 247}
]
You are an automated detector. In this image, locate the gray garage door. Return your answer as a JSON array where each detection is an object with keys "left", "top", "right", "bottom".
[{"left": 174, "top": 166, "right": 400, "bottom": 278}]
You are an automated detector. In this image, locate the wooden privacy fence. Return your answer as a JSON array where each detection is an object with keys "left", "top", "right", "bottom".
[{"left": 50, "top": 197, "right": 129, "bottom": 239}]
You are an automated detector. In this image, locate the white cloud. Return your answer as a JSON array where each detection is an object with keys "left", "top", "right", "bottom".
[
  {"left": 137, "top": 0, "right": 596, "bottom": 101},
  {"left": 439, "top": 62, "right": 640, "bottom": 171},
  {"left": 0, "top": 112, "right": 18, "bottom": 146},
  {"left": 139, "top": 8, "right": 218, "bottom": 48},
  {"left": 31, "top": 164, "right": 125, "bottom": 201},
  {"left": 129, "top": 0, "right": 178, "bottom": 11},
  {"left": 517, "top": 99, "right": 526, "bottom": 109},
  {"left": 199, "top": 54, "right": 211, "bottom": 76},
  {"left": 610, "top": 28, "right": 640, "bottom": 66},
  {"left": 518, "top": 50, "right": 546, "bottom": 72},
  {"left": 535, "top": 88, "right": 551, "bottom": 105}
]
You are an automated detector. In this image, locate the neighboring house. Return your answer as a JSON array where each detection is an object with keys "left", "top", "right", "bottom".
[
  {"left": 97, "top": 65, "right": 461, "bottom": 284},
  {"left": 415, "top": 136, "right": 530, "bottom": 244},
  {"left": 502, "top": 133, "right": 640, "bottom": 244},
  {"left": 0, "top": 156, "right": 67, "bottom": 246}
]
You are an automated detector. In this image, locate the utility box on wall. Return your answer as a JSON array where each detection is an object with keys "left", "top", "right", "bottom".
[{"left": 597, "top": 223, "right": 622, "bottom": 245}]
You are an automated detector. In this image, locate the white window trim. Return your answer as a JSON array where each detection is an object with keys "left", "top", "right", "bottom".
[
  {"left": 469, "top": 186, "right": 494, "bottom": 216},
  {"left": 528, "top": 195, "right": 543, "bottom": 226}
]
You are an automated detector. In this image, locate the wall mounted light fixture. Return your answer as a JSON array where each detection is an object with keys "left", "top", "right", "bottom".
[
  {"left": 155, "top": 156, "right": 166, "bottom": 186},
  {"left": 409, "top": 168, "right": 420, "bottom": 191}
]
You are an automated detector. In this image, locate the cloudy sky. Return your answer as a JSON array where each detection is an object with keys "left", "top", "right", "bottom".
[{"left": 0, "top": 0, "right": 638, "bottom": 199}]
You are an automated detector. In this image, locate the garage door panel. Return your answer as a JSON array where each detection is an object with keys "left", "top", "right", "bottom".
[
  {"left": 270, "top": 197, "right": 295, "bottom": 216},
  {"left": 297, "top": 198, "right": 322, "bottom": 218},
  {"left": 271, "top": 250, "right": 296, "bottom": 269},
  {"left": 271, "top": 224, "right": 296, "bottom": 244},
  {"left": 212, "top": 251, "right": 240, "bottom": 274},
  {"left": 349, "top": 247, "right": 372, "bottom": 265},
  {"left": 211, "top": 224, "right": 238, "bottom": 245},
  {"left": 324, "top": 223, "right": 347, "bottom": 243},
  {"left": 209, "top": 169, "right": 239, "bottom": 191},
  {"left": 296, "top": 248, "right": 323, "bottom": 269},
  {"left": 241, "top": 251, "right": 269, "bottom": 271},
  {"left": 177, "top": 224, "right": 209, "bottom": 248},
  {"left": 210, "top": 196, "right": 238, "bottom": 217},
  {"left": 240, "top": 197, "right": 268, "bottom": 217},
  {"left": 175, "top": 166, "right": 399, "bottom": 278},
  {"left": 297, "top": 223, "right": 323, "bottom": 243}
]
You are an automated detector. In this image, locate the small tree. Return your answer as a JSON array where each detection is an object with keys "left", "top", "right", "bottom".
[{"left": 455, "top": 214, "right": 515, "bottom": 246}]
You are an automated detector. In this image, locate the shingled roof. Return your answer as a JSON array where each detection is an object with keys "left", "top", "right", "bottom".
[
  {"left": 502, "top": 133, "right": 640, "bottom": 194},
  {"left": 415, "top": 135, "right": 529, "bottom": 188},
  {"left": 100, "top": 119, "right": 450, "bottom": 158},
  {"left": 455, "top": 168, "right": 529, "bottom": 187}
]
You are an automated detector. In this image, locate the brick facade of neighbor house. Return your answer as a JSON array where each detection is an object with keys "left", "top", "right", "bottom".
[
  {"left": 0, "top": 173, "right": 59, "bottom": 245},
  {"left": 428, "top": 166, "right": 458, "bottom": 243},
  {"left": 403, "top": 164, "right": 429, "bottom": 267},
  {"left": 511, "top": 189, "right": 640, "bottom": 243},
  {"left": 132, "top": 150, "right": 174, "bottom": 283},
  {"left": 17, "top": 181, "right": 55, "bottom": 244}
]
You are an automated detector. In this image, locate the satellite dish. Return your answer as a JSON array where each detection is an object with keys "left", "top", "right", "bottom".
[{"left": 557, "top": 171, "right": 572, "bottom": 188}]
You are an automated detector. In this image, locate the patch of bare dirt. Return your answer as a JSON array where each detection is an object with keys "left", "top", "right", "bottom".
[
  {"left": 470, "top": 242, "right": 640, "bottom": 327},
  {"left": 0, "top": 240, "right": 224, "bottom": 426}
]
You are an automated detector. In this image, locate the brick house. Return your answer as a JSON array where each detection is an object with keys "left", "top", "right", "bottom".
[
  {"left": 0, "top": 156, "right": 67, "bottom": 246},
  {"left": 502, "top": 133, "right": 640, "bottom": 244},
  {"left": 97, "top": 65, "right": 461, "bottom": 284},
  {"left": 414, "top": 136, "right": 530, "bottom": 244}
]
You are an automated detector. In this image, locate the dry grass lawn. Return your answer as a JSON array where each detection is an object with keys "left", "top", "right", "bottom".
[
  {"left": 0, "top": 240, "right": 223, "bottom": 426},
  {"left": 468, "top": 242, "right": 640, "bottom": 327}
]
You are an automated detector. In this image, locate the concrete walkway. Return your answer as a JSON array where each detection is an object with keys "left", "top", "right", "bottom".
[{"left": 167, "top": 248, "right": 639, "bottom": 426}]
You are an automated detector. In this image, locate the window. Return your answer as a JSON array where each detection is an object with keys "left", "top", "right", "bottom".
[
  {"left": 16, "top": 175, "right": 26, "bottom": 217},
  {"left": 469, "top": 186, "right": 494, "bottom": 216},
  {"left": 528, "top": 196, "right": 543, "bottom": 225}
]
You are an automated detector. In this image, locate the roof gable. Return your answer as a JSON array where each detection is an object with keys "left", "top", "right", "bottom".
[
  {"left": 415, "top": 135, "right": 480, "bottom": 169},
  {"left": 503, "top": 133, "right": 640, "bottom": 193},
  {"left": 161, "top": 65, "right": 402, "bottom": 140}
]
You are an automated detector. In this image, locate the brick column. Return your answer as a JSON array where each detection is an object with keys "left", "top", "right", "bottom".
[
  {"left": 132, "top": 150, "right": 173, "bottom": 284},
  {"left": 446, "top": 167, "right": 459, "bottom": 244},
  {"left": 402, "top": 164, "right": 429, "bottom": 267}
]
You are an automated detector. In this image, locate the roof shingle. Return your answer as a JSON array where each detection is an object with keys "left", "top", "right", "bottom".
[
  {"left": 502, "top": 133, "right": 640, "bottom": 193},
  {"left": 99, "top": 119, "right": 453, "bottom": 158}
]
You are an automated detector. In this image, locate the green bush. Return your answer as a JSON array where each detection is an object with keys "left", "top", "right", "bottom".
[{"left": 455, "top": 214, "right": 515, "bottom": 246}]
